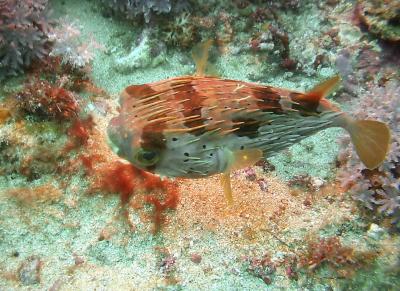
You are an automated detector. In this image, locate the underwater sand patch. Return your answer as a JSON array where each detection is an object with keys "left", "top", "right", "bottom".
[{"left": 166, "top": 171, "right": 356, "bottom": 251}]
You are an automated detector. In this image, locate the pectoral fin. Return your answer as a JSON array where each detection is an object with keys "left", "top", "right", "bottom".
[{"left": 231, "top": 149, "right": 263, "bottom": 171}]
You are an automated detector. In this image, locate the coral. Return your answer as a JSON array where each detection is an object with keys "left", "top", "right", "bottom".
[
  {"left": 144, "top": 179, "right": 179, "bottom": 233},
  {"left": 337, "top": 79, "right": 400, "bottom": 227},
  {"left": 100, "top": 0, "right": 189, "bottom": 23},
  {"left": 0, "top": 0, "right": 53, "bottom": 78},
  {"left": 298, "top": 237, "right": 353, "bottom": 271},
  {"left": 356, "top": 0, "right": 400, "bottom": 42},
  {"left": 98, "top": 161, "right": 140, "bottom": 204},
  {"left": 49, "top": 19, "right": 103, "bottom": 68},
  {"left": 91, "top": 159, "right": 180, "bottom": 232}
]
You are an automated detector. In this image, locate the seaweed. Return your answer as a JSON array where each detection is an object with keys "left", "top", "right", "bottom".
[
  {"left": 297, "top": 236, "right": 379, "bottom": 278},
  {"left": 0, "top": 0, "right": 53, "bottom": 79}
]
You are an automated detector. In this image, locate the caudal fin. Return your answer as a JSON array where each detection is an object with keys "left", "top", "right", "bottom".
[{"left": 348, "top": 120, "right": 391, "bottom": 169}]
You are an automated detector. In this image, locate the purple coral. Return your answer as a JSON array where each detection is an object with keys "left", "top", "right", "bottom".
[{"left": 0, "top": 0, "right": 53, "bottom": 78}]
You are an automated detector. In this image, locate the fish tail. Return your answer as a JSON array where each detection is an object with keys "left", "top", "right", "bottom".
[{"left": 347, "top": 119, "right": 391, "bottom": 169}]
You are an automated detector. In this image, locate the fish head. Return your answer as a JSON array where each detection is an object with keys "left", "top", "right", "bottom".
[
  {"left": 107, "top": 114, "right": 164, "bottom": 173},
  {"left": 108, "top": 115, "right": 231, "bottom": 177}
]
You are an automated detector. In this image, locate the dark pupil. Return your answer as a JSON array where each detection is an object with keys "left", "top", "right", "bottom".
[{"left": 142, "top": 151, "right": 156, "bottom": 161}]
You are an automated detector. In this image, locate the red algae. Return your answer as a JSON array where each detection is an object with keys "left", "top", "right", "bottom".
[
  {"left": 297, "top": 236, "right": 379, "bottom": 277},
  {"left": 64, "top": 116, "right": 95, "bottom": 151},
  {"left": 99, "top": 162, "right": 139, "bottom": 204},
  {"left": 82, "top": 140, "right": 180, "bottom": 232},
  {"left": 15, "top": 79, "right": 79, "bottom": 121},
  {"left": 144, "top": 180, "right": 180, "bottom": 233}
]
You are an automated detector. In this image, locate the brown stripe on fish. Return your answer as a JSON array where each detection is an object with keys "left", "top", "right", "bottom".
[
  {"left": 289, "top": 92, "right": 320, "bottom": 115},
  {"left": 231, "top": 117, "right": 265, "bottom": 138},
  {"left": 252, "top": 88, "right": 284, "bottom": 114},
  {"left": 124, "top": 84, "right": 158, "bottom": 99},
  {"left": 140, "top": 124, "right": 167, "bottom": 151},
  {"left": 170, "top": 81, "right": 208, "bottom": 136}
]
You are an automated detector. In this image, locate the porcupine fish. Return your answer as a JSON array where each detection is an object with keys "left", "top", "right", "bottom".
[{"left": 107, "top": 61, "right": 390, "bottom": 205}]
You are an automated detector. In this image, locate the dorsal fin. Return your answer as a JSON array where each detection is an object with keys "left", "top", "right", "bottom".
[
  {"left": 306, "top": 75, "right": 341, "bottom": 101},
  {"left": 290, "top": 75, "right": 341, "bottom": 110},
  {"left": 192, "top": 39, "right": 213, "bottom": 76}
]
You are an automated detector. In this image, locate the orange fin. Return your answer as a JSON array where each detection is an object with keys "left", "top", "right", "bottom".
[
  {"left": 293, "top": 75, "right": 341, "bottom": 105},
  {"left": 306, "top": 75, "right": 341, "bottom": 101},
  {"left": 220, "top": 149, "right": 263, "bottom": 205},
  {"left": 221, "top": 172, "right": 233, "bottom": 205},
  {"left": 192, "top": 39, "right": 213, "bottom": 77},
  {"left": 348, "top": 120, "right": 391, "bottom": 169},
  {"left": 230, "top": 149, "right": 263, "bottom": 171}
]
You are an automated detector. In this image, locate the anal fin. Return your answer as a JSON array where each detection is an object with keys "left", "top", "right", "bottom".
[
  {"left": 220, "top": 149, "right": 264, "bottom": 205},
  {"left": 221, "top": 171, "right": 233, "bottom": 205}
]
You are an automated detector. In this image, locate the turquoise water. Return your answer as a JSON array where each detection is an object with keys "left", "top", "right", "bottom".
[{"left": 0, "top": 0, "right": 399, "bottom": 290}]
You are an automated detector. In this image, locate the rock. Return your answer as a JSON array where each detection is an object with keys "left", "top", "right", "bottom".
[
  {"left": 190, "top": 253, "right": 202, "bottom": 264},
  {"left": 356, "top": 0, "right": 400, "bottom": 42},
  {"left": 18, "top": 256, "right": 42, "bottom": 285},
  {"left": 367, "top": 223, "right": 386, "bottom": 240},
  {"left": 114, "top": 30, "right": 166, "bottom": 73}
]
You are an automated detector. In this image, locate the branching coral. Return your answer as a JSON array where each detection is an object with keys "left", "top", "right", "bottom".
[
  {"left": 337, "top": 79, "right": 400, "bottom": 227},
  {"left": 0, "top": 0, "right": 53, "bottom": 78}
]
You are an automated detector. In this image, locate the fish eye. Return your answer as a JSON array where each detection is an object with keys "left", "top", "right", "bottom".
[{"left": 135, "top": 148, "right": 159, "bottom": 166}]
